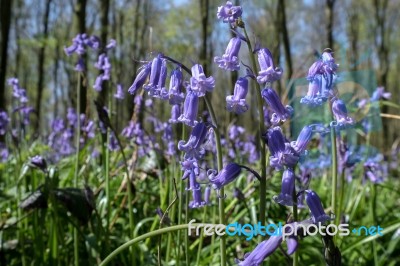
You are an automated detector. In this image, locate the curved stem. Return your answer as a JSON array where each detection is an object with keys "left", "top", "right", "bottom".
[
  {"left": 100, "top": 224, "right": 222, "bottom": 266},
  {"left": 242, "top": 26, "right": 267, "bottom": 226}
]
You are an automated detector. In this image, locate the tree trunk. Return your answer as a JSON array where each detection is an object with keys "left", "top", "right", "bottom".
[
  {"left": 0, "top": 0, "right": 12, "bottom": 111},
  {"left": 373, "top": 0, "right": 390, "bottom": 150},
  {"left": 96, "top": 0, "right": 110, "bottom": 104},
  {"left": 35, "top": 0, "right": 52, "bottom": 132},
  {"left": 74, "top": 0, "right": 87, "bottom": 114},
  {"left": 326, "top": 0, "right": 335, "bottom": 49}
]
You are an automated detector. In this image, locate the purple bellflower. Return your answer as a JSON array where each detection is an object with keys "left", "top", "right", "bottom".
[
  {"left": 236, "top": 236, "right": 282, "bottom": 266},
  {"left": 208, "top": 162, "right": 241, "bottom": 190},
  {"left": 128, "top": 62, "right": 151, "bottom": 95},
  {"left": 287, "top": 236, "right": 298, "bottom": 255},
  {"left": 217, "top": 1, "right": 242, "bottom": 24},
  {"left": 114, "top": 84, "right": 125, "bottom": 100},
  {"left": 300, "top": 75, "right": 328, "bottom": 106},
  {"left": 331, "top": 99, "right": 354, "bottom": 129},
  {"left": 178, "top": 122, "right": 208, "bottom": 159},
  {"left": 204, "top": 186, "right": 212, "bottom": 205},
  {"left": 265, "top": 127, "right": 299, "bottom": 170},
  {"left": 256, "top": 48, "right": 282, "bottom": 84},
  {"left": 274, "top": 168, "right": 295, "bottom": 206},
  {"left": 305, "top": 190, "right": 331, "bottom": 224},
  {"left": 181, "top": 158, "right": 200, "bottom": 180},
  {"left": 226, "top": 77, "right": 249, "bottom": 114},
  {"left": 190, "top": 64, "right": 215, "bottom": 97},
  {"left": 262, "top": 87, "right": 293, "bottom": 125},
  {"left": 364, "top": 160, "right": 384, "bottom": 183},
  {"left": 0, "top": 143, "right": 8, "bottom": 162},
  {"left": 169, "top": 104, "right": 181, "bottom": 124},
  {"left": 189, "top": 187, "right": 206, "bottom": 209},
  {"left": 153, "top": 59, "right": 169, "bottom": 99},
  {"left": 29, "top": 155, "right": 48, "bottom": 172},
  {"left": 105, "top": 39, "right": 117, "bottom": 50},
  {"left": 291, "top": 125, "right": 313, "bottom": 154},
  {"left": 214, "top": 37, "right": 241, "bottom": 71},
  {"left": 0, "top": 111, "right": 10, "bottom": 135},
  {"left": 168, "top": 68, "right": 185, "bottom": 105},
  {"left": 178, "top": 91, "right": 199, "bottom": 127},
  {"left": 371, "top": 86, "right": 391, "bottom": 101},
  {"left": 144, "top": 54, "right": 163, "bottom": 94}
]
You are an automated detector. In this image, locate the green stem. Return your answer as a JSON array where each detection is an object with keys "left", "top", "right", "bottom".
[
  {"left": 196, "top": 206, "right": 208, "bottom": 265},
  {"left": 177, "top": 125, "right": 186, "bottom": 266},
  {"left": 292, "top": 176, "right": 298, "bottom": 266},
  {"left": 242, "top": 25, "right": 267, "bottom": 226},
  {"left": 331, "top": 126, "right": 338, "bottom": 226},
  {"left": 204, "top": 96, "right": 225, "bottom": 266},
  {"left": 73, "top": 74, "right": 82, "bottom": 266}
]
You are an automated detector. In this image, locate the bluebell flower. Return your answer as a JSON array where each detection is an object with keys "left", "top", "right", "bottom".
[
  {"left": 274, "top": 168, "right": 295, "bottom": 206},
  {"left": 291, "top": 125, "right": 313, "bottom": 154},
  {"left": 226, "top": 77, "right": 249, "bottom": 114},
  {"left": 228, "top": 125, "right": 245, "bottom": 140},
  {"left": 169, "top": 105, "right": 181, "bottom": 124},
  {"left": 331, "top": 99, "right": 354, "bottom": 129},
  {"left": 261, "top": 87, "right": 292, "bottom": 125},
  {"left": 178, "top": 91, "right": 199, "bottom": 127},
  {"left": 0, "top": 111, "right": 10, "bottom": 135},
  {"left": 371, "top": 86, "right": 391, "bottom": 101},
  {"left": 204, "top": 186, "right": 212, "bottom": 205},
  {"left": 214, "top": 37, "right": 241, "bottom": 71},
  {"left": 208, "top": 162, "right": 241, "bottom": 190},
  {"left": 144, "top": 54, "right": 163, "bottom": 94},
  {"left": 286, "top": 236, "right": 298, "bottom": 255},
  {"left": 307, "top": 60, "right": 324, "bottom": 81},
  {"left": 74, "top": 57, "right": 85, "bottom": 72},
  {"left": 217, "top": 1, "right": 242, "bottom": 24},
  {"left": 190, "top": 64, "right": 215, "bottom": 97},
  {"left": 300, "top": 75, "right": 328, "bottom": 106},
  {"left": 256, "top": 48, "right": 282, "bottom": 84},
  {"left": 236, "top": 236, "right": 282, "bottom": 266},
  {"left": 181, "top": 158, "right": 199, "bottom": 180},
  {"left": 178, "top": 122, "right": 208, "bottom": 159},
  {"left": 128, "top": 62, "right": 152, "bottom": 95},
  {"left": 108, "top": 133, "right": 119, "bottom": 151},
  {"left": 305, "top": 190, "right": 331, "bottom": 224},
  {"left": 364, "top": 160, "right": 384, "bottom": 183},
  {"left": 168, "top": 68, "right": 185, "bottom": 105},
  {"left": 114, "top": 84, "right": 124, "bottom": 100},
  {"left": 265, "top": 127, "right": 299, "bottom": 170},
  {"left": 29, "top": 155, "right": 47, "bottom": 172},
  {"left": 189, "top": 187, "right": 205, "bottom": 209},
  {"left": 67, "top": 108, "right": 77, "bottom": 127},
  {"left": 93, "top": 75, "right": 103, "bottom": 91},
  {"left": 105, "top": 39, "right": 117, "bottom": 50},
  {"left": 0, "top": 142, "right": 8, "bottom": 162}
]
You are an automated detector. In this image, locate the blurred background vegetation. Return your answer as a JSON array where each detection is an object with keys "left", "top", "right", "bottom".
[{"left": 0, "top": 0, "right": 399, "bottom": 151}]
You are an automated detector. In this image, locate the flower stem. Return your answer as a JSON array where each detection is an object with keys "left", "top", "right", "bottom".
[
  {"left": 204, "top": 96, "right": 226, "bottom": 266},
  {"left": 73, "top": 73, "right": 82, "bottom": 266},
  {"left": 331, "top": 126, "right": 338, "bottom": 226},
  {"left": 242, "top": 26, "right": 267, "bottom": 226},
  {"left": 100, "top": 223, "right": 222, "bottom": 266},
  {"left": 292, "top": 177, "right": 299, "bottom": 266}
]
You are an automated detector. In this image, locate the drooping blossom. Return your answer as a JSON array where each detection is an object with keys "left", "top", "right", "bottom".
[
  {"left": 364, "top": 160, "right": 384, "bottom": 184},
  {"left": 189, "top": 186, "right": 205, "bottom": 209},
  {"left": 265, "top": 127, "right": 299, "bottom": 170},
  {"left": 217, "top": 1, "right": 242, "bottom": 24},
  {"left": 0, "top": 143, "right": 8, "bottom": 162},
  {"left": 256, "top": 48, "right": 282, "bottom": 84},
  {"left": 305, "top": 190, "right": 331, "bottom": 224},
  {"left": 178, "top": 122, "right": 209, "bottom": 159},
  {"left": 114, "top": 84, "right": 125, "bottom": 100},
  {"left": 226, "top": 77, "right": 249, "bottom": 114},
  {"left": 168, "top": 68, "right": 185, "bottom": 105},
  {"left": 371, "top": 86, "right": 391, "bottom": 101},
  {"left": 178, "top": 91, "right": 199, "bottom": 127},
  {"left": 300, "top": 75, "right": 329, "bottom": 106},
  {"left": 0, "top": 111, "right": 10, "bottom": 135},
  {"left": 190, "top": 64, "right": 215, "bottom": 97},
  {"left": 128, "top": 62, "right": 152, "bottom": 95},
  {"left": 274, "top": 168, "right": 295, "bottom": 206},
  {"left": 262, "top": 87, "right": 292, "bottom": 124},
  {"left": 208, "top": 162, "right": 241, "bottom": 190},
  {"left": 144, "top": 54, "right": 163, "bottom": 94},
  {"left": 236, "top": 236, "right": 282, "bottom": 266},
  {"left": 169, "top": 105, "right": 181, "bottom": 124},
  {"left": 214, "top": 37, "right": 241, "bottom": 71},
  {"left": 331, "top": 99, "right": 354, "bottom": 129},
  {"left": 29, "top": 155, "right": 47, "bottom": 172},
  {"left": 290, "top": 125, "right": 313, "bottom": 154}
]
